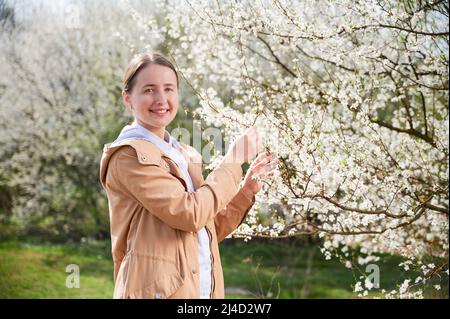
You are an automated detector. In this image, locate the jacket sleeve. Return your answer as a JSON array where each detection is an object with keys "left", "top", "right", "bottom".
[
  {"left": 109, "top": 146, "right": 243, "bottom": 233},
  {"left": 214, "top": 188, "right": 255, "bottom": 243}
]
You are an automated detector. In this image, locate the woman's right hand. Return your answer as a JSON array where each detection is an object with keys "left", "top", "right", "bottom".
[{"left": 225, "top": 126, "right": 263, "bottom": 165}]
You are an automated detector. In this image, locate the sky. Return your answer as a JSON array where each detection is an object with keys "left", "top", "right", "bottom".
[{"left": 7, "top": 0, "right": 124, "bottom": 20}]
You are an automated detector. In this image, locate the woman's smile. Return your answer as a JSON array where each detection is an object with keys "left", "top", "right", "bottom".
[{"left": 149, "top": 107, "right": 170, "bottom": 116}]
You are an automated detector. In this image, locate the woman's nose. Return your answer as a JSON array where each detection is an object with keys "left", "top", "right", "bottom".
[{"left": 153, "top": 91, "right": 166, "bottom": 104}]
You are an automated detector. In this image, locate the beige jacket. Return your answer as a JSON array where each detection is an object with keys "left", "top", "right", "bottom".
[{"left": 99, "top": 139, "right": 255, "bottom": 298}]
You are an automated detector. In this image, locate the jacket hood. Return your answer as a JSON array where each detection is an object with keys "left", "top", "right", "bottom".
[{"left": 99, "top": 139, "right": 163, "bottom": 188}]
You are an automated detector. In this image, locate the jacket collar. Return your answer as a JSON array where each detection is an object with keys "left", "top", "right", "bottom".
[
  {"left": 100, "top": 138, "right": 202, "bottom": 192},
  {"left": 109, "top": 123, "right": 195, "bottom": 191}
]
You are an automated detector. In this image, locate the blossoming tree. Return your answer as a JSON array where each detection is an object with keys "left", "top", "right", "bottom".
[
  {"left": 126, "top": 0, "right": 449, "bottom": 298},
  {"left": 0, "top": 1, "right": 150, "bottom": 240}
]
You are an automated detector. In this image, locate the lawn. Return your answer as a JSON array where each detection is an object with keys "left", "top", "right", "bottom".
[
  {"left": 0, "top": 239, "right": 447, "bottom": 299},
  {"left": 221, "top": 240, "right": 402, "bottom": 299}
]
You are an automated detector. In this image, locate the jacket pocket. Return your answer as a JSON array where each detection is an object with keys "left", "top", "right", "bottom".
[
  {"left": 128, "top": 272, "right": 184, "bottom": 299},
  {"left": 121, "top": 254, "right": 185, "bottom": 299}
]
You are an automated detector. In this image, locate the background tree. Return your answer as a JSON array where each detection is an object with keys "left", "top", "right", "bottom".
[
  {"left": 126, "top": 0, "right": 449, "bottom": 298},
  {"left": 0, "top": 0, "right": 447, "bottom": 298},
  {"left": 0, "top": 0, "right": 207, "bottom": 242},
  {"left": 0, "top": 1, "right": 145, "bottom": 241}
]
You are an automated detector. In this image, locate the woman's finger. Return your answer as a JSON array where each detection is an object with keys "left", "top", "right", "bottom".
[
  {"left": 253, "top": 157, "right": 278, "bottom": 173},
  {"left": 251, "top": 158, "right": 270, "bottom": 172},
  {"left": 251, "top": 168, "right": 275, "bottom": 184},
  {"left": 250, "top": 151, "right": 272, "bottom": 169},
  {"left": 250, "top": 161, "right": 278, "bottom": 183}
]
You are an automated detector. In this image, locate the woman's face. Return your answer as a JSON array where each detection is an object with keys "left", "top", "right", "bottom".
[{"left": 123, "top": 64, "right": 179, "bottom": 136}]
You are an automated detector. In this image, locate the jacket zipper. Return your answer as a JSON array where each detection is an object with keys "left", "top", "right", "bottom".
[{"left": 205, "top": 226, "right": 215, "bottom": 298}]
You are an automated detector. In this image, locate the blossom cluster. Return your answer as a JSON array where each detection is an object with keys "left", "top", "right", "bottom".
[{"left": 126, "top": 0, "right": 448, "bottom": 297}]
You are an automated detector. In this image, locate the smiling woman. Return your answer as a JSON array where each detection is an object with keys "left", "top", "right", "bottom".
[
  {"left": 121, "top": 53, "right": 180, "bottom": 139},
  {"left": 99, "top": 52, "right": 277, "bottom": 299}
]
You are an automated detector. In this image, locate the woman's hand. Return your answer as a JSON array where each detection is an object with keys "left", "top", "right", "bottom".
[
  {"left": 241, "top": 150, "right": 278, "bottom": 199},
  {"left": 224, "top": 126, "right": 263, "bottom": 165}
]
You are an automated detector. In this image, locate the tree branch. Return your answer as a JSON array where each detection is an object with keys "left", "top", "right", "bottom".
[{"left": 369, "top": 117, "right": 437, "bottom": 148}]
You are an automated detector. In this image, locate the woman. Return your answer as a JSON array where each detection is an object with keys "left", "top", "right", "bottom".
[{"left": 99, "top": 52, "right": 276, "bottom": 299}]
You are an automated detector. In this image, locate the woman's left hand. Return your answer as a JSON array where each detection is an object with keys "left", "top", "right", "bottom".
[{"left": 241, "top": 150, "right": 278, "bottom": 199}]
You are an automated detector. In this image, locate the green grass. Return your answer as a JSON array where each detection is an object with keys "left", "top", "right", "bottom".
[
  {"left": 0, "top": 240, "right": 114, "bottom": 298},
  {"left": 220, "top": 240, "right": 448, "bottom": 299},
  {"left": 0, "top": 239, "right": 447, "bottom": 299},
  {"left": 221, "top": 240, "right": 380, "bottom": 299}
]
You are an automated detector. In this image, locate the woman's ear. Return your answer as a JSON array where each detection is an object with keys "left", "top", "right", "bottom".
[{"left": 122, "top": 90, "right": 132, "bottom": 111}]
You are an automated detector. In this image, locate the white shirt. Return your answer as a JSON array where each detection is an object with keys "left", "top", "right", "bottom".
[{"left": 197, "top": 227, "right": 212, "bottom": 298}]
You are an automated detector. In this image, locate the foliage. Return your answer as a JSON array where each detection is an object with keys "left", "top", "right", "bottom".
[
  {"left": 0, "top": 1, "right": 135, "bottom": 241},
  {"left": 125, "top": 0, "right": 449, "bottom": 298}
]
